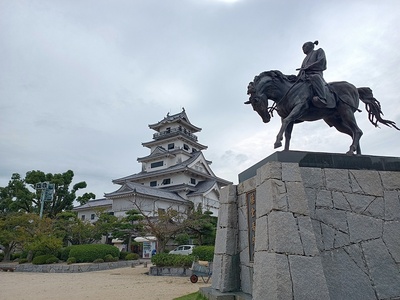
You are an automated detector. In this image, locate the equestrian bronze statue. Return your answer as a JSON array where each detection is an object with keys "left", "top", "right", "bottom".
[{"left": 245, "top": 41, "right": 399, "bottom": 155}]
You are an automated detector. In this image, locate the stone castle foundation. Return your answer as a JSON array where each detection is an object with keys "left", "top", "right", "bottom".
[{"left": 201, "top": 151, "right": 400, "bottom": 300}]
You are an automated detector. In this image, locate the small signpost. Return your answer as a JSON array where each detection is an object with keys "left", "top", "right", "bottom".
[{"left": 35, "top": 182, "right": 55, "bottom": 218}]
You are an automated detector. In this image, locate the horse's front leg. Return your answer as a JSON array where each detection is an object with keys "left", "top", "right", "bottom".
[
  {"left": 274, "top": 117, "right": 291, "bottom": 149},
  {"left": 284, "top": 122, "right": 294, "bottom": 151},
  {"left": 274, "top": 104, "right": 306, "bottom": 149}
]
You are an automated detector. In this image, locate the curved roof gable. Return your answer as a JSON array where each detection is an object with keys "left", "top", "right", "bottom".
[
  {"left": 148, "top": 108, "right": 201, "bottom": 133},
  {"left": 105, "top": 182, "right": 187, "bottom": 203},
  {"left": 187, "top": 180, "right": 219, "bottom": 197},
  {"left": 112, "top": 150, "right": 231, "bottom": 186},
  {"left": 72, "top": 198, "right": 112, "bottom": 211}
]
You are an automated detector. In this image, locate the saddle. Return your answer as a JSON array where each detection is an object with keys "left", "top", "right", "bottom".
[{"left": 311, "top": 84, "right": 337, "bottom": 109}]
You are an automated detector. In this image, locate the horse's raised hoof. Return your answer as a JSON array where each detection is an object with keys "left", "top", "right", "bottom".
[{"left": 274, "top": 142, "right": 282, "bottom": 149}]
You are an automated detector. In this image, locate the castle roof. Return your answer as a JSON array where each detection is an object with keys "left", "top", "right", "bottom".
[
  {"left": 105, "top": 182, "right": 187, "bottom": 204},
  {"left": 148, "top": 108, "right": 201, "bottom": 133},
  {"left": 113, "top": 151, "right": 231, "bottom": 186},
  {"left": 72, "top": 198, "right": 112, "bottom": 211}
]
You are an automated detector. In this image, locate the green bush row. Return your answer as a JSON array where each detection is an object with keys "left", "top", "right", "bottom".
[
  {"left": 151, "top": 253, "right": 194, "bottom": 267},
  {"left": 68, "top": 244, "right": 120, "bottom": 263},
  {"left": 192, "top": 246, "right": 214, "bottom": 262},
  {"left": 32, "top": 255, "right": 59, "bottom": 265},
  {"left": 67, "top": 257, "right": 76, "bottom": 264},
  {"left": 125, "top": 253, "right": 139, "bottom": 260},
  {"left": 59, "top": 246, "right": 73, "bottom": 261}
]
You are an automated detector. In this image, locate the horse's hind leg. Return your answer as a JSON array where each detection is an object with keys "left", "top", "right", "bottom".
[
  {"left": 325, "top": 114, "right": 363, "bottom": 155},
  {"left": 342, "top": 111, "right": 363, "bottom": 155}
]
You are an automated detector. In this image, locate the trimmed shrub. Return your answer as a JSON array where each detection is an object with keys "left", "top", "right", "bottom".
[
  {"left": 46, "top": 256, "right": 59, "bottom": 264},
  {"left": 119, "top": 251, "right": 128, "bottom": 260},
  {"left": 68, "top": 244, "right": 120, "bottom": 263},
  {"left": 66, "top": 257, "right": 76, "bottom": 264},
  {"left": 125, "top": 253, "right": 139, "bottom": 260},
  {"left": 19, "top": 258, "right": 28, "bottom": 264},
  {"left": 11, "top": 253, "right": 21, "bottom": 260},
  {"left": 59, "top": 246, "right": 73, "bottom": 261},
  {"left": 104, "top": 254, "right": 117, "bottom": 262},
  {"left": 151, "top": 253, "right": 194, "bottom": 268},
  {"left": 32, "top": 255, "right": 58, "bottom": 265},
  {"left": 0, "top": 252, "right": 4, "bottom": 262},
  {"left": 192, "top": 246, "right": 214, "bottom": 261},
  {"left": 19, "top": 251, "right": 29, "bottom": 259},
  {"left": 93, "top": 258, "right": 104, "bottom": 263}
]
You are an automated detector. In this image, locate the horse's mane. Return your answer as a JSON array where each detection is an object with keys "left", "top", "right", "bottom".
[{"left": 253, "top": 70, "right": 297, "bottom": 85}]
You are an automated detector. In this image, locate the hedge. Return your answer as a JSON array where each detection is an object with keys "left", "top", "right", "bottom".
[
  {"left": 119, "top": 251, "right": 128, "bottom": 260},
  {"left": 125, "top": 253, "right": 139, "bottom": 260},
  {"left": 192, "top": 246, "right": 214, "bottom": 261},
  {"left": 151, "top": 253, "right": 194, "bottom": 268},
  {"left": 32, "top": 254, "right": 59, "bottom": 265},
  {"left": 66, "top": 257, "right": 76, "bottom": 264},
  {"left": 104, "top": 254, "right": 118, "bottom": 262},
  {"left": 68, "top": 244, "right": 120, "bottom": 263},
  {"left": 59, "top": 246, "right": 73, "bottom": 261}
]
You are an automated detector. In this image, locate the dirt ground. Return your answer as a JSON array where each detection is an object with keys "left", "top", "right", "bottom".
[{"left": 0, "top": 264, "right": 210, "bottom": 300}]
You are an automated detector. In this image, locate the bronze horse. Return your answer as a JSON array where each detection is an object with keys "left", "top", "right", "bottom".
[{"left": 245, "top": 70, "right": 399, "bottom": 155}]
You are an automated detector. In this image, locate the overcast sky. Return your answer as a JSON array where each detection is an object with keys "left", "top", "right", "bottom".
[{"left": 1, "top": 0, "right": 399, "bottom": 200}]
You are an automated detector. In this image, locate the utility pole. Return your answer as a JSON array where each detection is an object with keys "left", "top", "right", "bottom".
[{"left": 35, "top": 182, "right": 55, "bottom": 218}]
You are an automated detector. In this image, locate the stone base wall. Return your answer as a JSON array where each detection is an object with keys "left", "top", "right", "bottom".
[
  {"left": 149, "top": 266, "right": 192, "bottom": 276},
  {"left": 1, "top": 260, "right": 141, "bottom": 273},
  {"left": 211, "top": 153, "right": 400, "bottom": 300}
]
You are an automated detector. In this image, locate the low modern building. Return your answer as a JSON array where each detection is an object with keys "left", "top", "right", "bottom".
[{"left": 73, "top": 198, "right": 112, "bottom": 222}]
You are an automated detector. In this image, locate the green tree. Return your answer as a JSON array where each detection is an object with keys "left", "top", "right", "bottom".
[
  {"left": 111, "top": 209, "right": 144, "bottom": 251},
  {"left": 0, "top": 213, "right": 40, "bottom": 261},
  {"left": 53, "top": 211, "right": 102, "bottom": 245},
  {"left": 131, "top": 203, "right": 186, "bottom": 253},
  {"left": 24, "top": 217, "right": 63, "bottom": 256},
  {"left": 0, "top": 170, "right": 95, "bottom": 218},
  {"left": 25, "top": 170, "right": 94, "bottom": 217},
  {"left": 0, "top": 173, "right": 35, "bottom": 215},
  {"left": 94, "top": 210, "right": 118, "bottom": 244},
  {"left": 183, "top": 205, "right": 217, "bottom": 245}
]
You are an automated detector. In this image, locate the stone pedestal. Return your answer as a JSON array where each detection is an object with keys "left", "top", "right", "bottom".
[{"left": 203, "top": 151, "right": 400, "bottom": 300}]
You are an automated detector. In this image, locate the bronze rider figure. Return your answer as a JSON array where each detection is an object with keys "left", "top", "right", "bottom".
[{"left": 296, "top": 40, "right": 327, "bottom": 107}]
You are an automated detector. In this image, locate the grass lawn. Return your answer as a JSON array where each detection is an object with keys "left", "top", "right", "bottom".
[{"left": 173, "top": 292, "right": 207, "bottom": 300}]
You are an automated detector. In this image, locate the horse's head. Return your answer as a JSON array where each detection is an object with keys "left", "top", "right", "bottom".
[{"left": 245, "top": 75, "right": 273, "bottom": 123}]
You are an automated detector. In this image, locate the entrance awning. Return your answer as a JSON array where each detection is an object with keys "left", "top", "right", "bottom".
[{"left": 134, "top": 236, "right": 157, "bottom": 242}]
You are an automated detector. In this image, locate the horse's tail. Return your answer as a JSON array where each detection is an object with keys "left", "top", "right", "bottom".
[{"left": 357, "top": 87, "right": 400, "bottom": 130}]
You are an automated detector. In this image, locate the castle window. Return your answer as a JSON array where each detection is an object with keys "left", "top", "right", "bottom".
[
  {"left": 150, "top": 181, "right": 157, "bottom": 187},
  {"left": 168, "top": 143, "right": 174, "bottom": 150},
  {"left": 190, "top": 178, "right": 196, "bottom": 185},
  {"left": 151, "top": 161, "right": 163, "bottom": 168},
  {"left": 183, "top": 144, "right": 189, "bottom": 151},
  {"left": 81, "top": 215, "right": 85, "bottom": 221},
  {"left": 162, "top": 178, "right": 171, "bottom": 185},
  {"left": 91, "top": 214, "right": 95, "bottom": 220}
]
